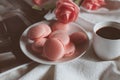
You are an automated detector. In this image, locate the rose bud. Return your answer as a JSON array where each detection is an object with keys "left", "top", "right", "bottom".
[{"left": 55, "top": 0, "right": 80, "bottom": 23}]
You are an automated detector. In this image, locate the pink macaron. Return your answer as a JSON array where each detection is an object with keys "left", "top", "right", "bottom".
[
  {"left": 43, "top": 23, "right": 52, "bottom": 37},
  {"left": 27, "top": 23, "right": 51, "bottom": 40},
  {"left": 64, "top": 42, "right": 75, "bottom": 57},
  {"left": 49, "top": 30, "right": 70, "bottom": 46},
  {"left": 31, "top": 43, "right": 43, "bottom": 54},
  {"left": 34, "top": 38, "right": 47, "bottom": 47},
  {"left": 51, "top": 21, "right": 69, "bottom": 31},
  {"left": 70, "top": 32, "right": 87, "bottom": 46},
  {"left": 31, "top": 38, "right": 47, "bottom": 53},
  {"left": 43, "top": 38, "right": 64, "bottom": 61}
]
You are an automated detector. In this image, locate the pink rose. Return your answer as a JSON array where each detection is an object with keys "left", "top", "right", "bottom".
[
  {"left": 33, "top": 0, "right": 49, "bottom": 5},
  {"left": 55, "top": 0, "right": 80, "bottom": 23},
  {"left": 82, "top": 0, "right": 106, "bottom": 10}
]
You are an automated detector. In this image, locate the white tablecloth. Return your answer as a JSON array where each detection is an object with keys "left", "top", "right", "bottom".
[{"left": 0, "top": 1, "right": 120, "bottom": 80}]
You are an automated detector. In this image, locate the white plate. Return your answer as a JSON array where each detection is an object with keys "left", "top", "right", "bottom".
[
  {"left": 80, "top": 0, "right": 120, "bottom": 14},
  {"left": 20, "top": 21, "right": 90, "bottom": 65}
]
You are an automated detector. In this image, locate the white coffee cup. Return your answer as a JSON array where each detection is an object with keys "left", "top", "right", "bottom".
[{"left": 93, "top": 21, "right": 120, "bottom": 60}]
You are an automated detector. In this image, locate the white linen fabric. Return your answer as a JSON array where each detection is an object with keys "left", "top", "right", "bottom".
[
  {"left": 0, "top": 0, "right": 120, "bottom": 80},
  {"left": 1, "top": 47, "right": 120, "bottom": 80}
]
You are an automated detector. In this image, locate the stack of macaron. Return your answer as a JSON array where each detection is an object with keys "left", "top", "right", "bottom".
[{"left": 27, "top": 21, "right": 87, "bottom": 61}]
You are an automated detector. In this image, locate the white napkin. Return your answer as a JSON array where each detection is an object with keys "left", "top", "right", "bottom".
[
  {"left": 1, "top": 0, "right": 120, "bottom": 80},
  {"left": 1, "top": 48, "right": 120, "bottom": 80}
]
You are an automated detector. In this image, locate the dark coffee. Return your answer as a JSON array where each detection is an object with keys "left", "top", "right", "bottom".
[{"left": 96, "top": 27, "right": 120, "bottom": 39}]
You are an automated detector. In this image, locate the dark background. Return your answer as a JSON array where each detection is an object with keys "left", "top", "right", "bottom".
[{"left": 0, "top": 0, "right": 48, "bottom": 72}]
